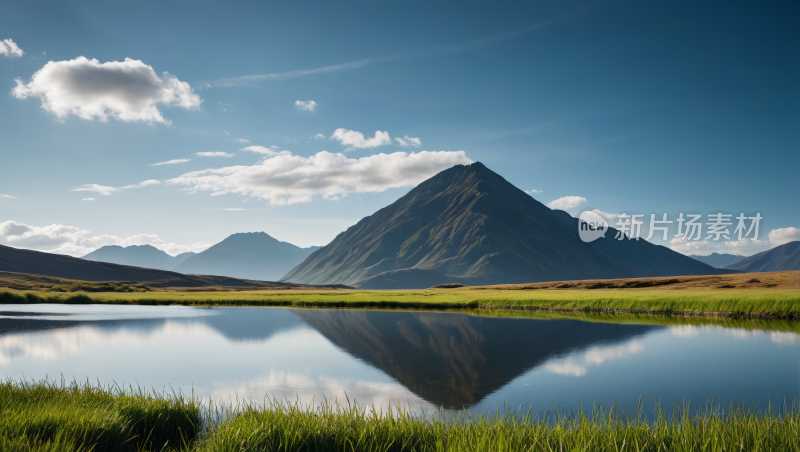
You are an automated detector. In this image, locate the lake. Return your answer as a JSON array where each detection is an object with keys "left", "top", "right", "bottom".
[{"left": 1, "top": 304, "right": 798, "bottom": 416}]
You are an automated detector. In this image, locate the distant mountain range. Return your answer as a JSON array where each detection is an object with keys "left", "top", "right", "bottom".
[
  {"left": 0, "top": 244, "right": 286, "bottom": 287},
  {"left": 723, "top": 241, "right": 800, "bottom": 272},
  {"left": 282, "top": 162, "right": 727, "bottom": 288},
  {"left": 173, "top": 232, "right": 321, "bottom": 281},
  {"left": 687, "top": 253, "right": 744, "bottom": 268},
  {"left": 82, "top": 245, "right": 195, "bottom": 270}
]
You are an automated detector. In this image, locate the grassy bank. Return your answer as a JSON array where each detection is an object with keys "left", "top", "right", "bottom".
[
  {"left": 5, "top": 379, "right": 800, "bottom": 451},
  {"left": 0, "top": 379, "right": 200, "bottom": 452},
  {"left": 3, "top": 285, "right": 800, "bottom": 319}
]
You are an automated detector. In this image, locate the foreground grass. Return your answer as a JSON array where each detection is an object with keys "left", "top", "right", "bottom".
[
  {"left": 5, "top": 379, "right": 800, "bottom": 451},
  {"left": 3, "top": 286, "right": 800, "bottom": 318},
  {"left": 0, "top": 379, "right": 200, "bottom": 452}
]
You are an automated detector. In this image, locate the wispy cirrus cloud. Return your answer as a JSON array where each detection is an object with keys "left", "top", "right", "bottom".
[
  {"left": 150, "top": 158, "right": 190, "bottom": 166},
  {"left": 239, "top": 146, "right": 290, "bottom": 156},
  {"left": 1, "top": 194, "right": 18, "bottom": 199},
  {"left": 71, "top": 184, "right": 120, "bottom": 196},
  {"left": 120, "top": 179, "right": 161, "bottom": 189},
  {"left": 82, "top": 198, "right": 96, "bottom": 201},
  {"left": 12, "top": 57, "right": 201, "bottom": 124},
  {"left": 197, "top": 151, "right": 234, "bottom": 158},
  {"left": 208, "top": 19, "right": 564, "bottom": 87},
  {"left": 167, "top": 150, "right": 472, "bottom": 206},
  {"left": 0, "top": 38, "right": 24, "bottom": 58},
  {"left": 71, "top": 180, "right": 161, "bottom": 196},
  {"left": 234, "top": 138, "right": 250, "bottom": 144}
]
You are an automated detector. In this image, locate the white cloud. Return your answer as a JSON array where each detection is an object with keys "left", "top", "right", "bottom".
[
  {"left": 1, "top": 194, "right": 18, "bottom": 199},
  {"left": 526, "top": 189, "right": 543, "bottom": 195},
  {"left": 223, "top": 130, "right": 231, "bottom": 136},
  {"left": 12, "top": 56, "right": 201, "bottom": 124},
  {"left": 235, "top": 138, "right": 250, "bottom": 143},
  {"left": 82, "top": 198, "right": 96, "bottom": 201},
  {"left": 239, "top": 145, "right": 290, "bottom": 156},
  {"left": 70, "top": 184, "right": 120, "bottom": 196},
  {"left": 167, "top": 150, "right": 473, "bottom": 206},
  {"left": 311, "top": 133, "right": 325, "bottom": 140},
  {"left": 547, "top": 196, "right": 588, "bottom": 210},
  {"left": 197, "top": 151, "right": 234, "bottom": 158},
  {"left": 724, "top": 237, "right": 772, "bottom": 256},
  {"left": 668, "top": 226, "right": 800, "bottom": 257},
  {"left": 330, "top": 129, "right": 391, "bottom": 150},
  {"left": 151, "top": 158, "right": 190, "bottom": 166},
  {"left": 0, "top": 220, "right": 211, "bottom": 257},
  {"left": 669, "top": 237, "right": 726, "bottom": 256},
  {"left": 0, "top": 39, "right": 24, "bottom": 58},
  {"left": 294, "top": 100, "right": 317, "bottom": 111},
  {"left": 767, "top": 227, "right": 800, "bottom": 246},
  {"left": 394, "top": 135, "right": 422, "bottom": 147},
  {"left": 120, "top": 179, "right": 161, "bottom": 189}
]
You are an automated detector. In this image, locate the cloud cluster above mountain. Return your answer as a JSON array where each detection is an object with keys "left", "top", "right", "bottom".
[
  {"left": 167, "top": 150, "right": 472, "bottom": 205},
  {"left": 12, "top": 56, "right": 201, "bottom": 124}
]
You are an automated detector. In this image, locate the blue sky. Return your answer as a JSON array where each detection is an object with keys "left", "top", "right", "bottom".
[{"left": 1, "top": 0, "right": 797, "bottom": 257}]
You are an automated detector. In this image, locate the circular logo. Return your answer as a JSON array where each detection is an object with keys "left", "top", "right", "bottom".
[{"left": 578, "top": 210, "right": 608, "bottom": 242}]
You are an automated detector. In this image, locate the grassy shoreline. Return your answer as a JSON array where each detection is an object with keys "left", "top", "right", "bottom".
[
  {"left": 3, "top": 286, "right": 800, "bottom": 319},
  {"left": 4, "top": 378, "right": 799, "bottom": 452}
]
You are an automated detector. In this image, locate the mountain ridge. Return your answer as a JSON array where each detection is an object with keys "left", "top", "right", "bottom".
[
  {"left": 82, "top": 244, "right": 195, "bottom": 270},
  {"left": 723, "top": 241, "right": 800, "bottom": 272},
  {"left": 174, "top": 231, "right": 321, "bottom": 281}
]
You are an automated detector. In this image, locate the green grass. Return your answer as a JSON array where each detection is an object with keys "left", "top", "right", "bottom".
[
  {"left": 0, "top": 378, "right": 201, "bottom": 452},
  {"left": 4, "top": 287, "right": 800, "bottom": 319},
  {"left": 5, "top": 379, "right": 800, "bottom": 451}
]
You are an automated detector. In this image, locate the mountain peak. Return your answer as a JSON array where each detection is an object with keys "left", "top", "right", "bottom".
[{"left": 283, "top": 162, "right": 723, "bottom": 288}]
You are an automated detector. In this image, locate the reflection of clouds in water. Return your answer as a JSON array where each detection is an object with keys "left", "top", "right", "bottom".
[
  {"left": 0, "top": 304, "right": 213, "bottom": 322},
  {"left": 770, "top": 332, "right": 800, "bottom": 345},
  {"left": 672, "top": 325, "right": 800, "bottom": 346},
  {"left": 725, "top": 329, "right": 764, "bottom": 339},
  {"left": 544, "top": 340, "right": 644, "bottom": 377},
  {"left": 198, "top": 370, "right": 429, "bottom": 413},
  {"left": 0, "top": 322, "right": 217, "bottom": 364},
  {"left": 670, "top": 325, "right": 699, "bottom": 337}
]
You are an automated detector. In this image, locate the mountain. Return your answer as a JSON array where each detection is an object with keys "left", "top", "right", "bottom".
[
  {"left": 0, "top": 244, "right": 289, "bottom": 287},
  {"left": 723, "top": 241, "right": 800, "bottom": 272},
  {"left": 174, "top": 232, "right": 321, "bottom": 281},
  {"left": 687, "top": 253, "right": 744, "bottom": 268},
  {"left": 282, "top": 162, "right": 727, "bottom": 288},
  {"left": 81, "top": 245, "right": 195, "bottom": 270},
  {"left": 294, "top": 309, "right": 656, "bottom": 408}
]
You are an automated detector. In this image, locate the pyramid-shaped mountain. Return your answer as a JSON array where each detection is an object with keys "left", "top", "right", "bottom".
[
  {"left": 282, "top": 162, "right": 726, "bottom": 288},
  {"left": 174, "top": 232, "right": 321, "bottom": 281}
]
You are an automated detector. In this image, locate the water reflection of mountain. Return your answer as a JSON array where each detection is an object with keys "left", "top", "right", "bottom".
[{"left": 295, "top": 310, "right": 658, "bottom": 409}]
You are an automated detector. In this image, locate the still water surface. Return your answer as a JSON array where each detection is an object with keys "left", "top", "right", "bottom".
[{"left": 1, "top": 305, "right": 798, "bottom": 415}]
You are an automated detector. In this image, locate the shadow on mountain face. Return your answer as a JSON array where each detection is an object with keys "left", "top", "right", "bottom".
[{"left": 294, "top": 309, "right": 659, "bottom": 409}]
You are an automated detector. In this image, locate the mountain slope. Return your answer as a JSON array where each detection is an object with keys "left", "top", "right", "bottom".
[
  {"left": 282, "top": 162, "right": 726, "bottom": 288},
  {"left": 723, "top": 241, "right": 800, "bottom": 272},
  {"left": 0, "top": 244, "right": 279, "bottom": 287},
  {"left": 81, "top": 245, "right": 195, "bottom": 271},
  {"left": 174, "top": 232, "right": 321, "bottom": 281},
  {"left": 687, "top": 253, "right": 744, "bottom": 268}
]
